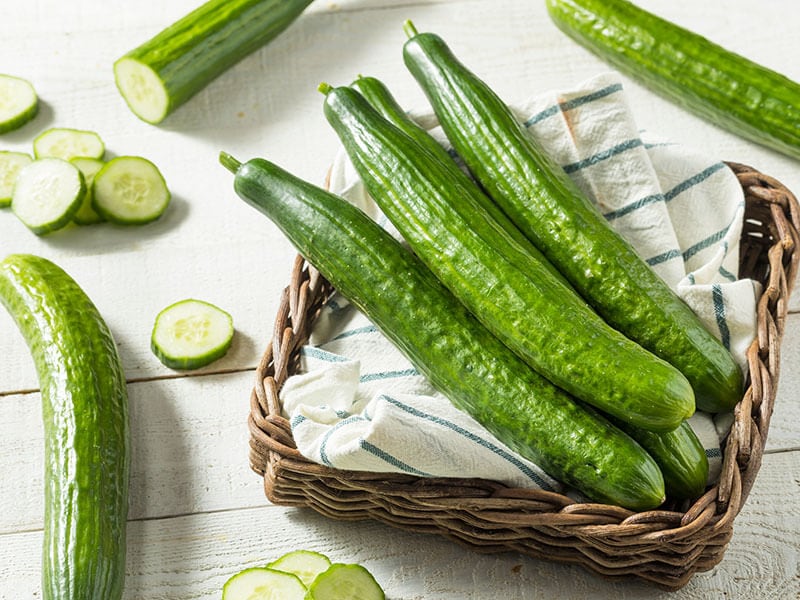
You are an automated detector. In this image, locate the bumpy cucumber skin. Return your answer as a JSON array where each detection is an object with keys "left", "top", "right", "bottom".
[
  {"left": 225, "top": 154, "right": 666, "bottom": 510},
  {"left": 115, "top": 0, "right": 313, "bottom": 123},
  {"left": 0, "top": 254, "right": 129, "bottom": 600},
  {"left": 545, "top": 0, "right": 800, "bottom": 161},
  {"left": 323, "top": 85, "right": 693, "bottom": 433},
  {"left": 402, "top": 31, "right": 742, "bottom": 414}
]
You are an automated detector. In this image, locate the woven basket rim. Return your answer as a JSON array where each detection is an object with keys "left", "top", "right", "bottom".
[{"left": 249, "top": 161, "right": 799, "bottom": 590}]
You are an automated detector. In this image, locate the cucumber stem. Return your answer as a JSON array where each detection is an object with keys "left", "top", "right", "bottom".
[
  {"left": 318, "top": 82, "right": 334, "bottom": 95},
  {"left": 219, "top": 152, "right": 242, "bottom": 173},
  {"left": 403, "top": 20, "right": 419, "bottom": 38}
]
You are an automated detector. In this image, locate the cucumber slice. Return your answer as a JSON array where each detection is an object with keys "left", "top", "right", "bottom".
[
  {"left": 151, "top": 299, "right": 234, "bottom": 370},
  {"left": 70, "top": 157, "right": 106, "bottom": 225},
  {"left": 222, "top": 567, "right": 306, "bottom": 600},
  {"left": 11, "top": 158, "right": 85, "bottom": 234},
  {"left": 0, "top": 151, "right": 32, "bottom": 207},
  {"left": 92, "top": 156, "right": 170, "bottom": 224},
  {"left": 268, "top": 550, "right": 332, "bottom": 588},
  {"left": 306, "top": 564, "right": 385, "bottom": 600},
  {"left": 0, "top": 74, "right": 38, "bottom": 133},
  {"left": 33, "top": 127, "right": 105, "bottom": 160}
]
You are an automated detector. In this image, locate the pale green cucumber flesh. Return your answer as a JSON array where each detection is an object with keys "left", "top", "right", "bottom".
[
  {"left": 225, "top": 155, "right": 666, "bottom": 510},
  {"left": 33, "top": 127, "right": 105, "bottom": 160},
  {"left": 70, "top": 156, "right": 106, "bottom": 224},
  {"left": 11, "top": 157, "right": 85, "bottom": 234},
  {"left": 268, "top": 550, "right": 332, "bottom": 588},
  {"left": 0, "top": 150, "right": 32, "bottom": 207},
  {"left": 0, "top": 74, "right": 38, "bottom": 133},
  {"left": 92, "top": 155, "right": 170, "bottom": 224},
  {"left": 0, "top": 254, "right": 129, "bottom": 599},
  {"left": 306, "top": 564, "right": 384, "bottom": 600},
  {"left": 222, "top": 567, "right": 306, "bottom": 600},
  {"left": 151, "top": 299, "right": 234, "bottom": 370}
]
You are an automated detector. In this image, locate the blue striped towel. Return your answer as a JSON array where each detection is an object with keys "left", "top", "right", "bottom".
[{"left": 280, "top": 72, "right": 756, "bottom": 492}]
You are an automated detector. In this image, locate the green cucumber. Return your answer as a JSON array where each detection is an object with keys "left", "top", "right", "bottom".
[
  {"left": 150, "top": 298, "right": 234, "bottom": 370},
  {"left": 321, "top": 84, "right": 693, "bottom": 433},
  {"left": 221, "top": 151, "right": 666, "bottom": 510},
  {"left": 0, "top": 74, "right": 38, "bottom": 133},
  {"left": 92, "top": 155, "right": 170, "bottom": 224},
  {"left": 222, "top": 567, "right": 306, "bottom": 600},
  {"left": 306, "top": 564, "right": 384, "bottom": 600},
  {"left": 114, "top": 0, "right": 313, "bottom": 124},
  {"left": 402, "top": 24, "right": 742, "bottom": 414},
  {"left": 545, "top": 0, "right": 800, "bottom": 161},
  {"left": 70, "top": 157, "right": 106, "bottom": 225},
  {"left": 0, "top": 254, "right": 129, "bottom": 599},
  {"left": 11, "top": 157, "right": 86, "bottom": 234},
  {"left": 33, "top": 127, "right": 105, "bottom": 161},
  {"left": 269, "top": 550, "right": 332, "bottom": 588},
  {"left": 0, "top": 150, "right": 32, "bottom": 207}
]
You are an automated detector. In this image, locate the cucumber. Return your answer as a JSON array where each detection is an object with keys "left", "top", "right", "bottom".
[
  {"left": 220, "top": 152, "right": 666, "bottom": 510},
  {"left": 92, "top": 155, "right": 170, "bottom": 224},
  {"left": 11, "top": 157, "right": 85, "bottom": 234},
  {"left": 320, "top": 84, "right": 693, "bottom": 433},
  {"left": 306, "top": 564, "right": 384, "bottom": 600},
  {"left": 0, "top": 74, "right": 38, "bottom": 133},
  {"left": 269, "top": 550, "right": 332, "bottom": 588},
  {"left": 114, "top": 0, "right": 313, "bottom": 124},
  {"left": 151, "top": 298, "right": 234, "bottom": 370},
  {"left": 0, "top": 254, "right": 129, "bottom": 599},
  {"left": 402, "top": 24, "right": 743, "bottom": 414},
  {"left": 545, "top": 0, "right": 800, "bottom": 161},
  {"left": 33, "top": 127, "right": 105, "bottom": 160},
  {"left": 0, "top": 150, "right": 32, "bottom": 207},
  {"left": 222, "top": 567, "right": 306, "bottom": 600},
  {"left": 70, "top": 157, "right": 106, "bottom": 225}
]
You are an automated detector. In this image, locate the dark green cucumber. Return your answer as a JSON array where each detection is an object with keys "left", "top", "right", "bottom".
[
  {"left": 220, "top": 152, "right": 666, "bottom": 510},
  {"left": 321, "top": 84, "right": 693, "bottom": 433},
  {"left": 402, "top": 25, "right": 742, "bottom": 414},
  {"left": 114, "top": 0, "right": 313, "bottom": 124},
  {"left": 0, "top": 254, "right": 129, "bottom": 599},
  {"left": 546, "top": 0, "right": 800, "bottom": 161}
]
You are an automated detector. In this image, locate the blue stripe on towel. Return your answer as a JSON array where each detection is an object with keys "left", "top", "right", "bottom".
[
  {"left": 360, "top": 368, "right": 420, "bottom": 383},
  {"left": 358, "top": 439, "right": 432, "bottom": 476},
  {"left": 378, "top": 394, "right": 555, "bottom": 490},
  {"left": 318, "top": 415, "right": 366, "bottom": 467},
  {"left": 604, "top": 192, "right": 664, "bottom": 221},
  {"left": 646, "top": 248, "right": 682, "bottom": 267},
  {"left": 331, "top": 325, "right": 379, "bottom": 341},
  {"left": 712, "top": 284, "right": 731, "bottom": 349},
  {"left": 705, "top": 447, "right": 722, "bottom": 459},
  {"left": 301, "top": 346, "right": 350, "bottom": 363},
  {"left": 562, "top": 138, "right": 643, "bottom": 174},
  {"left": 523, "top": 82, "right": 623, "bottom": 128}
]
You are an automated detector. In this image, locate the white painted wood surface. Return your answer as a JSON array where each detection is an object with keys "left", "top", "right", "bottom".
[{"left": 0, "top": 1, "right": 798, "bottom": 598}]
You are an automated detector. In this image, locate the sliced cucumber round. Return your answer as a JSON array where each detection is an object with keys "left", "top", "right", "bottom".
[
  {"left": 33, "top": 127, "right": 105, "bottom": 160},
  {"left": 113, "top": 58, "right": 171, "bottom": 125},
  {"left": 70, "top": 156, "right": 106, "bottom": 225},
  {"left": 92, "top": 155, "right": 170, "bottom": 224},
  {"left": 151, "top": 299, "right": 233, "bottom": 370},
  {"left": 11, "top": 158, "right": 85, "bottom": 234},
  {"left": 0, "top": 151, "right": 33, "bottom": 207},
  {"left": 268, "top": 550, "right": 332, "bottom": 588},
  {"left": 0, "top": 74, "right": 38, "bottom": 134},
  {"left": 306, "top": 564, "right": 385, "bottom": 600},
  {"left": 222, "top": 567, "right": 306, "bottom": 600}
]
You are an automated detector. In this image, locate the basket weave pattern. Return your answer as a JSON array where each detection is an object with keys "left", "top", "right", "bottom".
[{"left": 248, "top": 162, "right": 798, "bottom": 590}]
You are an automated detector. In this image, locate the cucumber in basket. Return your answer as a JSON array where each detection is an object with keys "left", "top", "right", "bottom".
[
  {"left": 0, "top": 254, "right": 129, "bottom": 599},
  {"left": 11, "top": 157, "right": 86, "bottom": 234},
  {"left": 321, "top": 83, "right": 693, "bottom": 433},
  {"left": 220, "top": 151, "right": 666, "bottom": 510},
  {"left": 402, "top": 23, "right": 743, "bottom": 414},
  {"left": 0, "top": 74, "right": 38, "bottom": 133},
  {"left": 545, "top": 0, "right": 800, "bottom": 161}
]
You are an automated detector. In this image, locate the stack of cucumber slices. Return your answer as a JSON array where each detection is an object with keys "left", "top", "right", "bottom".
[{"left": 1, "top": 76, "right": 171, "bottom": 235}]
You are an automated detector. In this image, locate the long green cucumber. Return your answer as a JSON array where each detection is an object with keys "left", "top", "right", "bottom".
[
  {"left": 402, "top": 24, "right": 742, "bottom": 414},
  {"left": 545, "top": 0, "right": 800, "bottom": 161},
  {"left": 114, "top": 0, "right": 313, "bottom": 124},
  {"left": 219, "top": 151, "right": 666, "bottom": 510},
  {"left": 0, "top": 254, "right": 129, "bottom": 599},
  {"left": 321, "top": 83, "right": 693, "bottom": 433}
]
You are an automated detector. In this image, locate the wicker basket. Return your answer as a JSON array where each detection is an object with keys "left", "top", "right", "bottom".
[{"left": 248, "top": 162, "right": 799, "bottom": 591}]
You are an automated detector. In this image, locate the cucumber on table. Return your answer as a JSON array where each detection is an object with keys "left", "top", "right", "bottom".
[
  {"left": 11, "top": 157, "right": 85, "bottom": 234},
  {"left": 220, "top": 152, "right": 666, "bottom": 510},
  {"left": 268, "top": 550, "right": 332, "bottom": 588},
  {"left": 92, "top": 155, "right": 170, "bottom": 224},
  {"left": 0, "top": 150, "right": 32, "bottom": 207},
  {"left": 33, "top": 127, "right": 105, "bottom": 160},
  {"left": 545, "top": 0, "right": 800, "bottom": 161},
  {"left": 0, "top": 74, "right": 38, "bottom": 134},
  {"left": 306, "top": 564, "right": 385, "bottom": 600},
  {"left": 402, "top": 23, "right": 743, "bottom": 414},
  {"left": 70, "top": 156, "right": 106, "bottom": 225},
  {"left": 321, "top": 83, "right": 693, "bottom": 433},
  {"left": 222, "top": 567, "right": 306, "bottom": 600},
  {"left": 114, "top": 0, "right": 313, "bottom": 124},
  {"left": 0, "top": 254, "right": 129, "bottom": 600}
]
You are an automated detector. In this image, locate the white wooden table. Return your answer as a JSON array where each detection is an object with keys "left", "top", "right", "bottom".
[{"left": 1, "top": 1, "right": 798, "bottom": 598}]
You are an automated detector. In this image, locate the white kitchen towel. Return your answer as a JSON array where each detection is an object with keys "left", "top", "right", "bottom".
[{"left": 281, "top": 72, "right": 757, "bottom": 491}]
